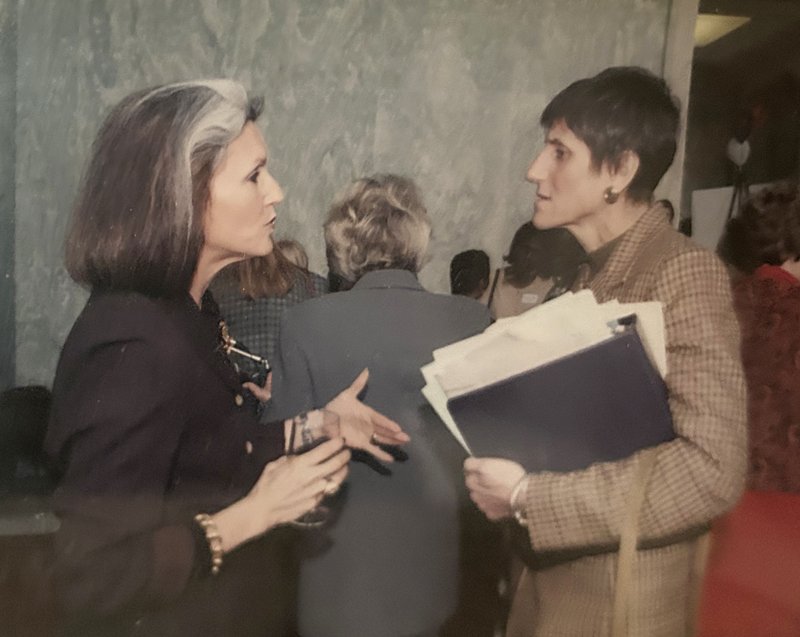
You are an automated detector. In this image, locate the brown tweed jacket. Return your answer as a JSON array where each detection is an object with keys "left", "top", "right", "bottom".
[{"left": 514, "top": 203, "right": 747, "bottom": 636}]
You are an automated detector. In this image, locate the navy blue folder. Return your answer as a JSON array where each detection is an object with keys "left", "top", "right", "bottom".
[{"left": 446, "top": 318, "right": 674, "bottom": 473}]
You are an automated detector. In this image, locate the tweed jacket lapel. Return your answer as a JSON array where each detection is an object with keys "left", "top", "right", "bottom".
[{"left": 577, "top": 202, "right": 670, "bottom": 301}]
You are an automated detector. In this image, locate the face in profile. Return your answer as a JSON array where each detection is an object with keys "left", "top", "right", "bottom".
[
  {"left": 203, "top": 122, "right": 284, "bottom": 263},
  {"left": 526, "top": 120, "right": 610, "bottom": 233}
]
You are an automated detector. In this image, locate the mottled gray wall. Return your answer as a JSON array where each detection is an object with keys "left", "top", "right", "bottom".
[
  {"left": 14, "top": 0, "right": 671, "bottom": 385},
  {"left": 0, "top": 0, "right": 16, "bottom": 391}
]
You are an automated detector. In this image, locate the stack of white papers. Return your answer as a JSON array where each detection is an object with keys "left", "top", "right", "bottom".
[{"left": 421, "top": 290, "right": 666, "bottom": 452}]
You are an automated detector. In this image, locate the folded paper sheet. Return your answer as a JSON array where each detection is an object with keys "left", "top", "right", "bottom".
[{"left": 421, "top": 290, "right": 667, "bottom": 455}]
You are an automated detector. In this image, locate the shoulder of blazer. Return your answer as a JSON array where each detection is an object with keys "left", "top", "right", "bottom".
[
  {"left": 67, "top": 291, "right": 197, "bottom": 365},
  {"left": 622, "top": 222, "right": 715, "bottom": 285},
  {"left": 441, "top": 290, "right": 492, "bottom": 320},
  {"left": 282, "top": 283, "right": 491, "bottom": 340}
]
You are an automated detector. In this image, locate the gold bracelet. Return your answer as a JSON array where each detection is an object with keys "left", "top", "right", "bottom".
[
  {"left": 509, "top": 475, "right": 529, "bottom": 526},
  {"left": 194, "top": 513, "right": 224, "bottom": 576}
]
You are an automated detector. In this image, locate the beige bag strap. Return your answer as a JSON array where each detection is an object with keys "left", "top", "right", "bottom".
[
  {"left": 611, "top": 447, "right": 659, "bottom": 637},
  {"left": 505, "top": 564, "right": 535, "bottom": 637},
  {"left": 687, "top": 530, "right": 712, "bottom": 634}
]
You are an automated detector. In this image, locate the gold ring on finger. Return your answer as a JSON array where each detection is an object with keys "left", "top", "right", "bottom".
[{"left": 323, "top": 477, "right": 339, "bottom": 496}]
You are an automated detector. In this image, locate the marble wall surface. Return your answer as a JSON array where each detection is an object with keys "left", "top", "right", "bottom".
[
  {"left": 1, "top": 0, "right": 16, "bottom": 390},
  {"left": 11, "top": 0, "right": 671, "bottom": 385}
]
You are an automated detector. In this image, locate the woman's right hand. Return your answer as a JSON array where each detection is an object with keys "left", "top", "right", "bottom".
[
  {"left": 249, "top": 437, "right": 350, "bottom": 527},
  {"left": 213, "top": 438, "right": 350, "bottom": 553}
]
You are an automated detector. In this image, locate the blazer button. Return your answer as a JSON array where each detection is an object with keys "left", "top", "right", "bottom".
[{"left": 234, "top": 394, "right": 244, "bottom": 407}]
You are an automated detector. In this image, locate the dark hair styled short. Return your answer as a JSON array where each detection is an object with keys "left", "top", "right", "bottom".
[
  {"left": 450, "top": 249, "right": 490, "bottom": 296},
  {"left": 65, "top": 80, "right": 263, "bottom": 298},
  {"left": 503, "top": 222, "right": 585, "bottom": 288},
  {"left": 541, "top": 66, "right": 680, "bottom": 204},
  {"left": 720, "top": 182, "right": 800, "bottom": 274}
]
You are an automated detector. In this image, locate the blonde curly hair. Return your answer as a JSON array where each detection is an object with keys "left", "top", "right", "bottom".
[{"left": 324, "top": 174, "right": 431, "bottom": 284}]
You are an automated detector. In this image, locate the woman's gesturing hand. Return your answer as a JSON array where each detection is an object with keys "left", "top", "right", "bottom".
[{"left": 325, "top": 368, "right": 411, "bottom": 463}]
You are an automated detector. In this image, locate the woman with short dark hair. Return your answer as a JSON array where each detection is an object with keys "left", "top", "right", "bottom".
[
  {"left": 47, "top": 80, "right": 407, "bottom": 636},
  {"left": 538, "top": 66, "right": 680, "bottom": 205},
  {"left": 464, "top": 67, "right": 745, "bottom": 636}
]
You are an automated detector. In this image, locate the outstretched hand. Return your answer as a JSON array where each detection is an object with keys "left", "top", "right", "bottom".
[{"left": 325, "top": 369, "right": 410, "bottom": 463}]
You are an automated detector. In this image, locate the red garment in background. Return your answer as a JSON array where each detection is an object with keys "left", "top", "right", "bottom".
[
  {"left": 733, "top": 264, "right": 800, "bottom": 492},
  {"left": 697, "top": 490, "right": 800, "bottom": 636},
  {"left": 698, "top": 266, "right": 800, "bottom": 636}
]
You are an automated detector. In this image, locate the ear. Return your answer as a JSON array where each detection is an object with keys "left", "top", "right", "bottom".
[{"left": 606, "top": 151, "right": 640, "bottom": 194}]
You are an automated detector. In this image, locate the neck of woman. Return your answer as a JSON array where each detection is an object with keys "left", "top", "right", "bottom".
[
  {"left": 572, "top": 200, "right": 650, "bottom": 253},
  {"left": 190, "top": 250, "right": 240, "bottom": 306}
]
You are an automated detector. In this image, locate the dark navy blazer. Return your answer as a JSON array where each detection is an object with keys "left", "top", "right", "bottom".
[{"left": 46, "top": 291, "right": 293, "bottom": 637}]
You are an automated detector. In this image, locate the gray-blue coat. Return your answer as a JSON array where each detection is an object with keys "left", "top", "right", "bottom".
[{"left": 268, "top": 269, "right": 491, "bottom": 637}]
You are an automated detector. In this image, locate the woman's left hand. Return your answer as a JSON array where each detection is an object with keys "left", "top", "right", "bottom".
[
  {"left": 325, "top": 368, "right": 410, "bottom": 462},
  {"left": 243, "top": 372, "right": 272, "bottom": 403}
]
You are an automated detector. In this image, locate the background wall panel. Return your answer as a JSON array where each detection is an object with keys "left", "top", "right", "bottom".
[{"left": 11, "top": 0, "right": 672, "bottom": 385}]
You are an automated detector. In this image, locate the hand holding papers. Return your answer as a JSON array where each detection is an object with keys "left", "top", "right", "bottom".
[{"left": 422, "top": 291, "right": 673, "bottom": 472}]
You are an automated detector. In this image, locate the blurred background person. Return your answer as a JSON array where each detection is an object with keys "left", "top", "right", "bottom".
[
  {"left": 450, "top": 248, "right": 490, "bottom": 299},
  {"left": 212, "top": 237, "right": 328, "bottom": 392},
  {"left": 657, "top": 198, "right": 676, "bottom": 225},
  {"left": 269, "top": 174, "right": 498, "bottom": 637},
  {"left": 697, "top": 181, "right": 800, "bottom": 636},
  {"left": 484, "top": 221, "right": 585, "bottom": 319},
  {"left": 276, "top": 238, "right": 329, "bottom": 296},
  {"left": 724, "top": 181, "right": 800, "bottom": 491}
]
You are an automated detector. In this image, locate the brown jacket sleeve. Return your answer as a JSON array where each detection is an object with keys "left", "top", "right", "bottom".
[{"left": 521, "top": 249, "right": 747, "bottom": 551}]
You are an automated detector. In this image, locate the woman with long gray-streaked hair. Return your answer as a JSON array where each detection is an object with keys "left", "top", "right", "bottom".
[
  {"left": 46, "top": 81, "right": 408, "bottom": 636},
  {"left": 268, "top": 174, "right": 497, "bottom": 637}
]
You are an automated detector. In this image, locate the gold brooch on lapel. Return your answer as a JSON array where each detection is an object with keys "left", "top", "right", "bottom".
[{"left": 218, "top": 320, "right": 271, "bottom": 372}]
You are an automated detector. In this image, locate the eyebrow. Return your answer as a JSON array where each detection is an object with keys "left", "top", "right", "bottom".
[
  {"left": 247, "top": 157, "right": 267, "bottom": 177},
  {"left": 545, "top": 136, "right": 567, "bottom": 148}
]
